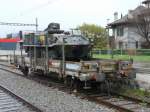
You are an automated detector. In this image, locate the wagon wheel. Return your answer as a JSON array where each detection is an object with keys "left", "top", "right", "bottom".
[
  {"left": 65, "top": 76, "right": 81, "bottom": 92},
  {"left": 22, "top": 66, "right": 29, "bottom": 76},
  {"left": 64, "top": 76, "right": 72, "bottom": 87},
  {"left": 128, "top": 79, "right": 139, "bottom": 89},
  {"left": 100, "top": 80, "right": 110, "bottom": 94},
  {"left": 128, "top": 69, "right": 136, "bottom": 79},
  {"left": 73, "top": 78, "right": 82, "bottom": 92},
  {"left": 104, "top": 80, "right": 111, "bottom": 96}
]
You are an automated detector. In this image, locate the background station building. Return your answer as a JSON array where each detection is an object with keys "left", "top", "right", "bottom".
[{"left": 0, "top": 37, "right": 21, "bottom": 50}]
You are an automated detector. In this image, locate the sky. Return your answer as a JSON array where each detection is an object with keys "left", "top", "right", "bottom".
[{"left": 0, "top": 0, "right": 143, "bottom": 37}]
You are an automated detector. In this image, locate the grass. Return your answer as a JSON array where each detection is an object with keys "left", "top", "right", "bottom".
[
  {"left": 118, "top": 87, "right": 150, "bottom": 103},
  {"left": 93, "top": 54, "right": 150, "bottom": 62}
]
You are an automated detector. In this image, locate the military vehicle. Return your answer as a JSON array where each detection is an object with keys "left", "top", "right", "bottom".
[{"left": 24, "top": 23, "right": 92, "bottom": 60}]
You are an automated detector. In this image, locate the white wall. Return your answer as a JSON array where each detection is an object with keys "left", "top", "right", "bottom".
[
  {"left": 0, "top": 50, "right": 27, "bottom": 56},
  {"left": 114, "top": 26, "right": 128, "bottom": 49},
  {"left": 113, "top": 25, "right": 143, "bottom": 49}
]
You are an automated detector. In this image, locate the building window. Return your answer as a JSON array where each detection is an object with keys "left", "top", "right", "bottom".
[
  {"left": 117, "top": 27, "right": 124, "bottom": 36},
  {"left": 112, "top": 29, "right": 115, "bottom": 36},
  {"left": 119, "top": 41, "right": 123, "bottom": 49},
  {"left": 136, "top": 41, "right": 138, "bottom": 49}
]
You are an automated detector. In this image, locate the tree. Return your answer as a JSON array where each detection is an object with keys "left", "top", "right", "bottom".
[
  {"left": 131, "top": 8, "right": 150, "bottom": 48},
  {"left": 78, "top": 23, "right": 107, "bottom": 49}
]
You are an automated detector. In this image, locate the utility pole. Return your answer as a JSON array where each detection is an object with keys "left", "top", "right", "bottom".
[
  {"left": 35, "top": 18, "right": 38, "bottom": 32},
  {"left": 13, "top": 49, "right": 16, "bottom": 64},
  {"left": 34, "top": 18, "right": 38, "bottom": 69},
  {"left": 106, "top": 19, "right": 114, "bottom": 59},
  {"left": 0, "top": 20, "right": 38, "bottom": 69},
  {"left": 45, "top": 33, "right": 49, "bottom": 74},
  {"left": 111, "top": 36, "right": 114, "bottom": 59},
  {"left": 19, "top": 31, "right": 23, "bottom": 66},
  {"left": 62, "top": 37, "right": 65, "bottom": 79}
]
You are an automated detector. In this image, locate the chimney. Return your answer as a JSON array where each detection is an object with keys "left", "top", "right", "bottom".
[
  {"left": 142, "top": 0, "right": 150, "bottom": 8},
  {"left": 121, "top": 13, "right": 123, "bottom": 19},
  {"left": 128, "top": 10, "right": 133, "bottom": 19},
  {"left": 114, "top": 12, "right": 118, "bottom": 21}
]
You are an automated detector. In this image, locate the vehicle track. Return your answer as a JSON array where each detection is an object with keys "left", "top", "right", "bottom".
[
  {"left": 0, "top": 63, "right": 150, "bottom": 112},
  {"left": 0, "top": 85, "right": 43, "bottom": 112}
]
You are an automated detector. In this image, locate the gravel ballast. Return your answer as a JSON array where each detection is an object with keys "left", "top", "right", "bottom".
[{"left": 0, "top": 65, "right": 114, "bottom": 112}]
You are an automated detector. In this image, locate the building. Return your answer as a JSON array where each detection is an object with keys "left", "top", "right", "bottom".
[
  {"left": 0, "top": 38, "right": 21, "bottom": 50},
  {"left": 108, "top": 0, "right": 150, "bottom": 49}
]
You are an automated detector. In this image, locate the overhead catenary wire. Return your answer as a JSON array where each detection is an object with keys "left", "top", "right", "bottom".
[
  {"left": 19, "top": 0, "right": 60, "bottom": 17},
  {"left": 0, "top": 0, "right": 60, "bottom": 36},
  {"left": 0, "top": 22, "right": 36, "bottom": 26},
  {"left": 9, "top": 0, "right": 60, "bottom": 26}
]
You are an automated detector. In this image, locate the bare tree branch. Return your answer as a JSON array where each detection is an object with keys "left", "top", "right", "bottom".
[{"left": 131, "top": 8, "right": 150, "bottom": 48}]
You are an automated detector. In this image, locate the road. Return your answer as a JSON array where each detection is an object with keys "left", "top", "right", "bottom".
[
  {"left": 133, "top": 62, "right": 150, "bottom": 90},
  {"left": 136, "top": 73, "right": 150, "bottom": 90}
]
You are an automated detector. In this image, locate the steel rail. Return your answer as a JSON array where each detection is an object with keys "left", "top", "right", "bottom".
[
  {"left": 0, "top": 85, "right": 43, "bottom": 112},
  {"left": 112, "top": 92, "right": 150, "bottom": 107},
  {"left": 87, "top": 96, "right": 134, "bottom": 112}
]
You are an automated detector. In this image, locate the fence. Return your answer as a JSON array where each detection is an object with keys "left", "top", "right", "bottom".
[
  {"left": 92, "top": 49, "right": 150, "bottom": 56},
  {"left": 0, "top": 50, "right": 27, "bottom": 62}
]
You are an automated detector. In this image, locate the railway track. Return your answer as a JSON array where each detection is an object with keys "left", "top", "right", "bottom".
[
  {"left": 0, "top": 63, "right": 150, "bottom": 112},
  {"left": 0, "top": 85, "right": 43, "bottom": 112},
  {"left": 85, "top": 93, "right": 150, "bottom": 112}
]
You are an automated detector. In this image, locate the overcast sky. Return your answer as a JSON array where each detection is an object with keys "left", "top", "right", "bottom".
[{"left": 0, "top": 0, "right": 143, "bottom": 37}]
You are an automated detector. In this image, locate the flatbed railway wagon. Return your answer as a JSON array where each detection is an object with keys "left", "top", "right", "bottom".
[
  {"left": 13, "top": 53, "right": 136, "bottom": 89},
  {"left": 11, "top": 23, "right": 136, "bottom": 89}
]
